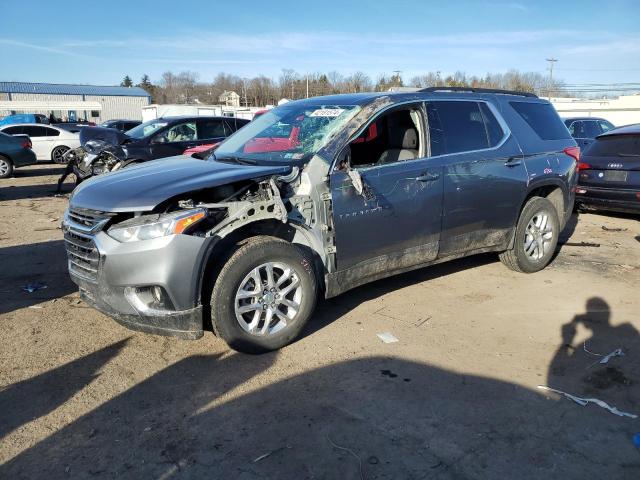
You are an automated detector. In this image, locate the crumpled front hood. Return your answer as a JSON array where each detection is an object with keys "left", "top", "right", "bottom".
[
  {"left": 70, "top": 156, "right": 291, "bottom": 212},
  {"left": 80, "top": 126, "right": 129, "bottom": 147}
]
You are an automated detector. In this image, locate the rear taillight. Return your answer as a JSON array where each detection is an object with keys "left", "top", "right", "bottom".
[
  {"left": 21, "top": 139, "right": 32, "bottom": 149},
  {"left": 563, "top": 146, "right": 580, "bottom": 163},
  {"left": 577, "top": 161, "right": 591, "bottom": 171}
]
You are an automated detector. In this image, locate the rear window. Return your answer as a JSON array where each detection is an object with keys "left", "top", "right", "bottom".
[
  {"left": 584, "top": 135, "right": 640, "bottom": 157},
  {"left": 510, "top": 101, "right": 571, "bottom": 140}
]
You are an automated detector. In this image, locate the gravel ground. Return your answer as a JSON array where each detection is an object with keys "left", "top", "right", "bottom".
[{"left": 1, "top": 164, "right": 639, "bottom": 479}]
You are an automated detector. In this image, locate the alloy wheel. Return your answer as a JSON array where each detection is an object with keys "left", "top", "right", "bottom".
[
  {"left": 234, "top": 262, "right": 302, "bottom": 336},
  {"left": 523, "top": 211, "right": 554, "bottom": 261}
]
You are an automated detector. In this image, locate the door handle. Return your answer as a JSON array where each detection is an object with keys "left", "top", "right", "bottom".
[
  {"left": 415, "top": 172, "right": 440, "bottom": 182},
  {"left": 504, "top": 156, "right": 522, "bottom": 167}
]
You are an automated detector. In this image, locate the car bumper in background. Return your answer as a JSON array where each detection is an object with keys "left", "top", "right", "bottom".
[
  {"left": 13, "top": 148, "right": 37, "bottom": 168},
  {"left": 576, "top": 185, "right": 640, "bottom": 214},
  {"left": 63, "top": 218, "right": 211, "bottom": 339}
]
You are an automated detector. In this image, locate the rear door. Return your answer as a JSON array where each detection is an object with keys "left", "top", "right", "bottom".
[
  {"left": 427, "top": 100, "right": 528, "bottom": 256},
  {"left": 22, "top": 126, "right": 52, "bottom": 160},
  {"left": 196, "top": 118, "right": 227, "bottom": 146}
]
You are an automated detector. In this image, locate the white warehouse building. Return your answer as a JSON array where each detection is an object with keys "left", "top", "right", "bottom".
[{"left": 0, "top": 82, "right": 151, "bottom": 123}]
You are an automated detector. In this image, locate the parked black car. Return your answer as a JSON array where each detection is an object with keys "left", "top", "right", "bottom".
[
  {"left": 563, "top": 117, "right": 615, "bottom": 150},
  {"left": 576, "top": 123, "right": 640, "bottom": 214},
  {"left": 80, "top": 116, "right": 249, "bottom": 164},
  {"left": 63, "top": 88, "right": 578, "bottom": 353},
  {"left": 99, "top": 119, "right": 142, "bottom": 132}
]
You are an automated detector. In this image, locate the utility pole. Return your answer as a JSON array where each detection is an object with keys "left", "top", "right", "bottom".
[
  {"left": 546, "top": 58, "right": 558, "bottom": 100},
  {"left": 306, "top": 75, "right": 309, "bottom": 98}
]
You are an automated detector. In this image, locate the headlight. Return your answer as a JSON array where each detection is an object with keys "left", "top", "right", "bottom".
[{"left": 107, "top": 208, "right": 206, "bottom": 243}]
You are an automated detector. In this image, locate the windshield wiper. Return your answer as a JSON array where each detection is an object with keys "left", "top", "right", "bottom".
[
  {"left": 618, "top": 153, "right": 640, "bottom": 157},
  {"left": 216, "top": 156, "right": 258, "bottom": 165}
]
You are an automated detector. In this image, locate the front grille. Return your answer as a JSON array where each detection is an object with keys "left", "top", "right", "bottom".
[
  {"left": 64, "top": 229, "right": 99, "bottom": 282},
  {"left": 64, "top": 208, "right": 113, "bottom": 283},
  {"left": 67, "top": 207, "right": 113, "bottom": 230}
]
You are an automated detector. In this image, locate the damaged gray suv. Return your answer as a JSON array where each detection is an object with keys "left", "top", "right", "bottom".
[{"left": 63, "top": 88, "right": 578, "bottom": 353}]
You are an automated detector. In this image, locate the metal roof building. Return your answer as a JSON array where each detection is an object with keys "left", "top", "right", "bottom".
[{"left": 0, "top": 82, "right": 151, "bottom": 123}]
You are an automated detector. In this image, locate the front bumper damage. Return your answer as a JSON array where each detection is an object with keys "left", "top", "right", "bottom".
[{"left": 63, "top": 213, "right": 210, "bottom": 339}]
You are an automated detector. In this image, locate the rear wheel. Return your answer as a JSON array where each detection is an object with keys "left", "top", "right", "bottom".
[
  {"left": 51, "top": 146, "right": 70, "bottom": 164},
  {"left": 499, "top": 196, "right": 559, "bottom": 273},
  {"left": 210, "top": 236, "right": 317, "bottom": 353},
  {"left": 0, "top": 155, "right": 14, "bottom": 178}
]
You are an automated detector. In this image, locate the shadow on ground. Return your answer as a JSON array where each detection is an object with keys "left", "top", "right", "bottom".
[
  {"left": 0, "top": 240, "right": 75, "bottom": 315},
  {"left": 2, "top": 298, "right": 638, "bottom": 479}
]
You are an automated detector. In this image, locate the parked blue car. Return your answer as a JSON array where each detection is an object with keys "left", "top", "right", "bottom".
[
  {"left": 0, "top": 131, "right": 37, "bottom": 178},
  {"left": 0, "top": 113, "right": 49, "bottom": 126}
]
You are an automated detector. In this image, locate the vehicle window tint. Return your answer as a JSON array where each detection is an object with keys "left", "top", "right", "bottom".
[
  {"left": 155, "top": 122, "right": 197, "bottom": 143},
  {"left": 22, "top": 126, "right": 49, "bottom": 137},
  {"left": 2, "top": 126, "right": 23, "bottom": 135},
  {"left": 426, "top": 101, "right": 489, "bottom": 155},
  {"left": 479, "top": 103, "right": 504, "bottom": 147},
  {"left": 44, "top": 127, "right": 60, "bottom": 137},
  {"left": 197, "top": 120, "right": 226, "bottom": 139},
  {"left": 582, "top": 121, "right": 602, "bottom": 139},
  {"left": 598, "top": 120, "right": 613, "bottom": 133},
  {"left": 583, "top": 135, "right": 640, "bottom": 157},
  {"left": 510, "top": 101, "right": 571, "bottom": 140}
]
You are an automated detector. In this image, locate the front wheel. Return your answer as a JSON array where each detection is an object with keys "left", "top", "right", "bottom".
[
  {"left": 499, "top": 196, "right": 559, "bottom": 273},
  {"left": 210, "top": 236, "right": 317, "bottom": 354}
]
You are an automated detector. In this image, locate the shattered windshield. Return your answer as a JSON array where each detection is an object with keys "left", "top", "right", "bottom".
[
  {"left": 213, "top": 104, "right": 360, "bottom": 163},
  {"left": 125, "top": 119, "right": 169, "bottom": 139}
]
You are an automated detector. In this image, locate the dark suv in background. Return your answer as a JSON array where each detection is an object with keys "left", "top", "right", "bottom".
[
  {"left": 79, "top": 115, "right": 250, "bottom": 164},
  {"left": 63, "top": 88, "right": 577, "bottom": 353}
]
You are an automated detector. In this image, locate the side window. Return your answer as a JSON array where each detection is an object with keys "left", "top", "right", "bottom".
[
  {"left": 44, "top": 127, "right": 60, "bottom": 137},
  {"left": 155, "top": 122, "right": 197, "bottom": 143},
  {"left": 349, "top": 105, "right": 422, "bottom": 168},
  {"left": 510, "top": 101, "right": 572, "bottom": 140},
  {"left": 23, "top": 126, "right": 48, "bottom": 137},
  {"left": 2, "top": 126, "right": 23, "bottom": 135},
  {"left": 598, "top": 120, "right": 613, "bottom": 133},
  {"left": 426, "top": 101, "right": 491, "bottom": 155},
  {"left": 479, "top": 103, "right": 504, "bottom": 147},
  {"left": 583, "top": 121, "right": 602, "bottom": 139},
  {"left": 197, "top": 120, "right": 226, "bottom": 139}
]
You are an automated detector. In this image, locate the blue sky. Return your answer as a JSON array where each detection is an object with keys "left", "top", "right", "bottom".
[{"left": 1, "top": 0, "right": 639, "bottom": 87}]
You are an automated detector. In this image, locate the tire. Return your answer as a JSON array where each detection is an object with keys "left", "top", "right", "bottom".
[
  {"left": 0, "top": 155, "right": 14, "bottom": 179},
  {"left": 499, "top": 196, "right": 559, "bottom": 273},
  {"left": 51, "top": 146, "right": 70, "bottom": 164},
  {"left": 210, "top": 236, "right": 317, "bottom": 353}
]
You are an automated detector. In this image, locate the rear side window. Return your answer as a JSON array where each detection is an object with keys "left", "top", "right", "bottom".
[
  {"left": 44, "top": 127, "right": 60, "bottom": 137},
  {"left": 510, "top": 101, "right": 571, "bottom": 140},
  {"left": 22, "top": 126, "right": 49, "bottom": 137},
  {"left": 584, "top": 135, "right": 640, "bottom": 157},
  {"left": 197, "top": 120, "right": 226, "bottom": 139},
  {"left": 426, "top": 101, "right": 504, "bottom": 155},
  {"left": 2, "top": 126, "right": 23, "bottom": 135}
]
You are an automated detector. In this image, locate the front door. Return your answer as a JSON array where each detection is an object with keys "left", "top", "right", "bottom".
[
  {"left": 150, "top": 121, "right": 198, "bottom": 159},
  {"left": 330, "top": 103, "right": 444, "bottom": 272}
]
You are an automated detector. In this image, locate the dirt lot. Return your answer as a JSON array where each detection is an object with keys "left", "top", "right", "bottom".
[{"left": 1, "top": 164, "right": 639, "bottom": 479}]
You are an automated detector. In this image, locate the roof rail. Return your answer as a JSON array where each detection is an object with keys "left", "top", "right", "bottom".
[{"left": 418, "top": 86, "right": 537, "bottom": 98}]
